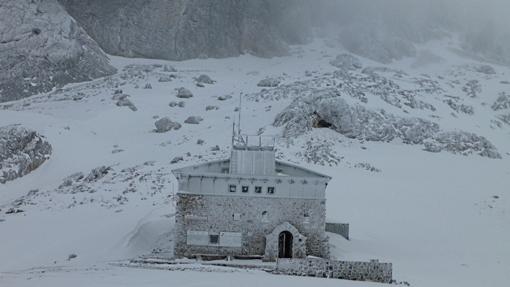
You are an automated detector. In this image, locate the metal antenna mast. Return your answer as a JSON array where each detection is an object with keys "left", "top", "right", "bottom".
[{"left": 238, "top": 93, "right": 242, "bottom": 137}]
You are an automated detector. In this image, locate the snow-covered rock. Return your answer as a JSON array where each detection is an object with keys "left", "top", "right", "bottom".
[
  {"left": 176, "top": 88, "right": 193, "bottom": 99},
  {"left": 492, "top": 93, "right": 510, "bottom": 111},
  {"left": 184, "top": 116, "right": 203, "bottom": 125},
  {"left": 274, "top": 89, "right": 500, "bottom": 158},
  {"left": 258, "top": 77, "right": 281, "bottom": 88},
  {"left": 329, "top": 54, "right": 362, "bottom": 70},
  {"left": 195, "top": 74, "right": 215, "bottom": 85},
  {"left": 0, "top": 0, "right": 116, "bottom": 103},
  {"left": 0, "top": 125, "right": 52, "bottom": 183},
  {"left": 154, "top": 118, "right": 181, "bottom": 133}
]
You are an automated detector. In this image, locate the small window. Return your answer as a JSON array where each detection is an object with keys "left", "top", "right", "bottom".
[
  {"left": 242, "top": 186, "right": 249, "bottom": 193},
  {"left": 209, "top": 234, "right": 219, "bottom": 244},
  {"left": 261, "top": 211, "right": 269, "bottom": 223},
  {"left": 267, "top": 186, "right": 275, "bottom": 194},
  {"left": 233, "top": 213, "right": 241, "bottom": 221},
  {"left": 229, "top": 185, "right": 237, "bottom": 193},
  {"left": 255, "top": 186, "right": 262, "bottom": 194},
  {"left": 221, "top": 168, "right": 229, "bottom": 174}
]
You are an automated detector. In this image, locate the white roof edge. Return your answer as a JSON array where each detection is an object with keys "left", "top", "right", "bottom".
[
  {"left": 171, "top": 158, "right": 230, "bottom": 173},
  {"left": 275, "top": 160, "right": 332, "bottom": 180}
]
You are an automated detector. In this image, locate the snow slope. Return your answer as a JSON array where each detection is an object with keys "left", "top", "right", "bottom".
[{"left": 0, "top": 39, "right": 509, "bottom": 286}]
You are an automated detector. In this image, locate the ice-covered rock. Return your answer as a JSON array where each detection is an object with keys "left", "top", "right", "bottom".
[
  {"left": 169, "top": 101, "right": 185, "bottom": 108},
  {"left": 84, "top": 166, "right": 111, "bottom": 182},
  {"left": 0, "top": 0, "right": 116, "bottom": 103},
  {"left": 154, "top": 118, "right": 181, "bottom": 133},
  {"left": 184, "top": 116, "right": 203, "bottom": 125},
  {"left": 113, "top": 94, "right": 137, "bottom": 111},
  {"left": 274, "top": 89, "right": 500, "bottom": 158},
  {"left": 176, "top": 88, "right": 193, "bottom": 99},
  {"left": 329, "top": 54, "right": 362, "bottom": 70},
  {"left": 463, "top": 80, "right": 482, "bottom": 98},
  {"left": 258, "top": 77, "right": 281, "bottom": 88},
  {"left": 0, "top": 125, "right": 52, "bottom": 183}
]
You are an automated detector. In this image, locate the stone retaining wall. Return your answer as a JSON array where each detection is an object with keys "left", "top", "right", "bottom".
[{"left": 276, "top": 258, "right": 392, "bottom": 283}]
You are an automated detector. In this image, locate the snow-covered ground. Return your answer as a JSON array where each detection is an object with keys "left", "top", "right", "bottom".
[{"left": 1, "top": 39, "right": 509, "bottom": 287}]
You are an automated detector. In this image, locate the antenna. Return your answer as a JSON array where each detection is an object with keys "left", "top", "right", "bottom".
[{"left": 238, "top": 93, "right": 242, "bottom": 136}]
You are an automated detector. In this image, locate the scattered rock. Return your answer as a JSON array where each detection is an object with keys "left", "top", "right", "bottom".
[
  {"left": 211, "top": 145, "right": 220, "bottom": 151},
  {"left": 5, "top": 208, "right": 24, "bottom": 214},
  {"left": 158, "top": 75, "right": 175, "bottom": 82},
  {"left": 163, "top": 65, "right": 177, "bottom": 72},
  {"left": 491, "top": 92, "right": 510, "bottom": 111},
  {"left": 176, "top": 87, "right": 193, "bottom": 98},
  {"left": 257, "top": 77, "right": 281, "bottom": 88},
  {"left": 67, "top": 254, "right": 78, "bottom": 261},
  {"left": 144, "top": 83, "right": 153, "bottom": 89},
  {"left": 113, "top": 94, "right": 137, "bottom": 111},
  {"left": 206, "top": 105, "right": 219, "bottom": 111},
  {"left": 462, "top": 80, "right": 481, "bottom": 98},
  {"left": 218, "top": 95, "right": 232, "bottom": 101},
  {"left": 195, "top": 74, "right": 215, "bottom": 84},
  {"left": 184, "top": 116, "right": 203, "bottom": 124},
  {"left": 85, "top": 166, "right": 111, "bottom": 182},
  {"left": 474, "top": 64, "right": 496, "bottom": 75},
  {"left": 170, "top": 156, "right": 184, "bottom": 164},
  {"left": 329, "top": 54, "right": 362, "bottom": 70},
  {"left": 169, "top": 101, "right": 185, "bottom": 108},
  {"left": 154, "top": 117, "right": 182, "bottom": 133},
  {"left": 197, "top": 139, "right": 205, "bottom": 145}
]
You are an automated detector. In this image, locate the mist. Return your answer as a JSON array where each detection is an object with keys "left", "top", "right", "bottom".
[{"left": 302, "top": 0, "right": 510, "bottom": 64}]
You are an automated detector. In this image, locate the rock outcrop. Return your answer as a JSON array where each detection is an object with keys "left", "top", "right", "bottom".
[
  {"left": 0, "top": 125, "right": 52, "bottom": 183},
  {"left": 274, "top": 89, "right": 501, "bottom": 158},
  {"left": 59, "top": 0, "right": 310, "bottom": 60},
  {"left": 0, "top": 0, "right": 116, "bottom": 103}
]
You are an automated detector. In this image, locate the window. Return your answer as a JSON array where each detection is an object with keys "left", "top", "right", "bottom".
[
  {"left": 242, "top": 186, "right": 249, "bottom": 193},
  {"left": 209, "top": 234, "right": 219, "bottom": 244},
  {"left": 229, "top": 184, "right": 237, "bottom": 193},
  {"left": 267, "top": 186, "right": 275, "bottom": 194},
  {"left": 233, "top": 213, "right": 241, "bottom": 221},
  {"left": 303, "top": 211, "right": 310, "bottom": 224},
  {"left": 255, "top": 186, "right": 262, "bottom": 194},
  {"left": 261, "top": 211, "right": 269, "bottom": 223}
]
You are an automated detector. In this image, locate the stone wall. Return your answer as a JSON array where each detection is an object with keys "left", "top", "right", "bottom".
[
  {"left": 325, "top": 222, "right": 349, "bottom": 240},
  {"left": 276, "top": 258, "right": 392, "bottom": 283},
  {"left": 174, "top": 193, "right": 329, "bottom": 259}
]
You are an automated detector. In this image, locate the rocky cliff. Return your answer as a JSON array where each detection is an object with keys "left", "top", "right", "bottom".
[
  {"left": 0, "top": 0, "right": 116, "bottom": 103},
  {"left": 59, "top": 0, "right": 310, "bottom": 60}
]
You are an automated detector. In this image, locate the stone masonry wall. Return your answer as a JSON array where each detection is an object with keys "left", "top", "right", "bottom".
[
  {"left": 174, "top": 193, "right": 329, "bottom": 259},
  {"left": 276, "top": 258, "right": 392, "bottom": 283}
]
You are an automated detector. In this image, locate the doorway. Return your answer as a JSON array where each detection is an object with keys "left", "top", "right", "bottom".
[{"left": 278, "top": 231, "right": 293, "bottom": 258}]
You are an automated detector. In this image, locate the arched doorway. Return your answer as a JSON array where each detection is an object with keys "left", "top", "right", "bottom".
[{"left": 278, "top": 231, "right": 293, "bottom": 258}]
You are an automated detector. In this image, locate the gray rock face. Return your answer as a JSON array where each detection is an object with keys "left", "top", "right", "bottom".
[
  {"left": 154, "top": 117, "right": 181, "bottom": 133},
  {"left": 0, "top": 0, "right": 116, "bottom": 103},
  {"left": 58, "top": 0, "right": 310, "bottom": 60},
  {"left": 274, "top": 89, "right": 500, "bottom": 158},
  {"left": 0, "top": 125, "right": 52, "bottom": 184}
]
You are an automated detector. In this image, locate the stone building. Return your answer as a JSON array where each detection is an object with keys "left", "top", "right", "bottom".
[{"left": 172, "top": 135, "right": 331, "bottom": 261}]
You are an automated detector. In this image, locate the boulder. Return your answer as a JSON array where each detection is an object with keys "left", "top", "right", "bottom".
[
  {"left": 184, "top": 116, "right": 203, "bottom": 124},
  {"left": 258, "top": 77, "right": 281, "bottom": 88},
  {"left": 195, "top": 74, "right": 215, "bottom": 84},
  {"left": 0, "top": 125, "right": 52, "bottom": 183},
  {"left": 176, "top": 87, "right": 193, "bottom": 98},
  {"left": 154, "top": 117, "right": 181, "bottom": 133}
]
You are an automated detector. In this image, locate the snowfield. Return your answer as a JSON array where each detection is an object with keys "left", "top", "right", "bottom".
[{"left": 1, "top": 39, "right": 509, "bottom": 287}]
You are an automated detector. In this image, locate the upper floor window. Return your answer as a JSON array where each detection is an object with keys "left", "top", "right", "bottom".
[
  {"left": 209, "top": 234, "right": 219, "bottom": 244},
  {"left": 255, "top": 186, "right": 262, "bottom": 194},
  {"left": 267, "top": 186, "right": 275, "bottom": 194},
  {"left": 229, "top": 184, "right": 237, "bottom": 193},
  {"left": 242, "top": 186, "right": 249, "bottom": 193}
]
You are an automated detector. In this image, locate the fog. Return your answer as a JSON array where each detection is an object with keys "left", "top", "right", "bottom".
[{"left": 302, "top": 0, "right": 510, "bottom": 64}]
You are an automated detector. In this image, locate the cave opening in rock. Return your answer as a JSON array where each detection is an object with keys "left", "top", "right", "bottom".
[{"left": 312, "top": 112, "right": 333, "bottom": 128}]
